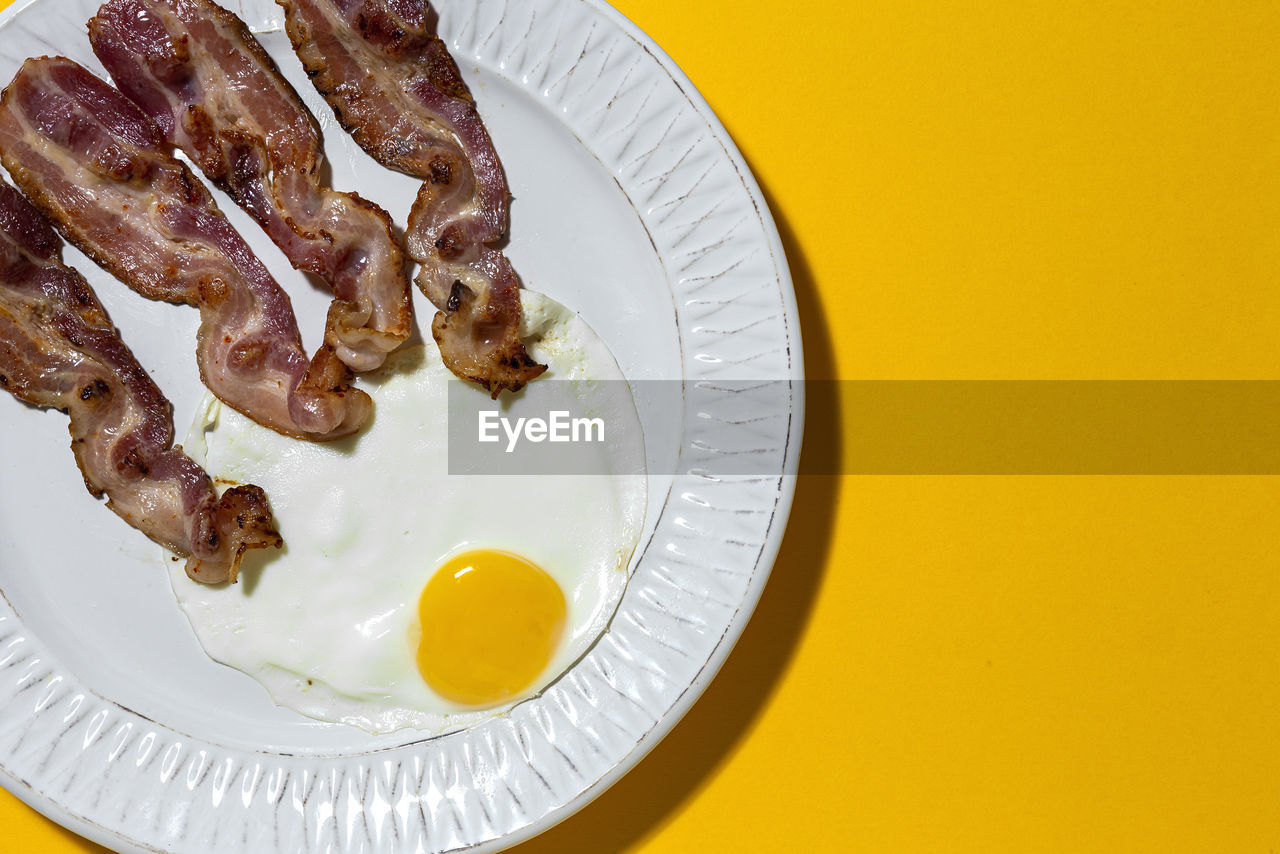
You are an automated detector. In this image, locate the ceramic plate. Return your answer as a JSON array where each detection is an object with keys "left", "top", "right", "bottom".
[{"left": 0, "top": 0, "right": 802, "bottom": 850}]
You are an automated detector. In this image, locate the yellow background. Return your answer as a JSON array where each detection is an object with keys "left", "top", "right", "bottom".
[{"left": 4, "top": 0, "right": 1280, "bottom": 850}]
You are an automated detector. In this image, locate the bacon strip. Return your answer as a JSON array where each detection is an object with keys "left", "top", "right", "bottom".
[
  {"left": 277, "top": 0, "right": 545, "bottom": 396},
  {"left": 90, "top": 0, "right": 413, "bottom": 373},
  {"left": 0, "top": 57, "right": 371, "bottom": 440},
  {"left": 0, "top": 180, "right": 280, "bottom": 583}
]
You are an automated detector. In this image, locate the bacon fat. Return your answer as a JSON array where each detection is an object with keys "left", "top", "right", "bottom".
[
  {"left": 0, "top": 56, "right": 372, "bottom": 439},
  {"left": 277, "top": 0, "right": 546, "bottom": 396},
  {"left": 90, "top": 0, "right": 413, "bottom": 373},
  {"left": 0, "top": 180, "right": 280, "bottom": 583}
]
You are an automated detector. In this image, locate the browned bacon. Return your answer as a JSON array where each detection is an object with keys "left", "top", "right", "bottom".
[
  {"left": 0, "top": 180, "right": 280, "bottom": 583},
  {"left": 0, "top": 57, "right": 372, "bottom": 440},
  {"left": 90, "top": 0, "right": 413, "bottom": 373},
  {"left": 277, "top": 0, "right": 545, "bottom": 396}
]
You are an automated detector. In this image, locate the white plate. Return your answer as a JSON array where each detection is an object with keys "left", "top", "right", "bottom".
[{"left": 0, "top": 0, "right": 802, "bottom": 850}]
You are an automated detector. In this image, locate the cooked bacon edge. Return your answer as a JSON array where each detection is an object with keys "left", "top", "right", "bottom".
[
  {"left": 0, "top": 181, "right": 280, "bottom": 583},
  {"left": 277, "top": 0, "right": 545, "bottom": 396},
  {"left": 90, "top": 0, "right": 413, "bottom": 373},
  {"left": 0, "top": 56, "right": 371, "bottom": 439}
]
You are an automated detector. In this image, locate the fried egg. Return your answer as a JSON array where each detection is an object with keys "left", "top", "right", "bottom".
[{"left": 172, "top": 292, "right": 645, "bottom": 734}]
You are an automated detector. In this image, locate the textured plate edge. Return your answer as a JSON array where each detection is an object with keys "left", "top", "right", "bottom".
[
  {"left": 462, "top": 1, "right": 807, "bottom": 849},
  {"left": 0, "top": 764, "right": 156, "bottom": 854}
]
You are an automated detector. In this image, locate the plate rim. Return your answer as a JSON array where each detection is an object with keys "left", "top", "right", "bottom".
[{"left": 486, "top": 0, "right": 806, "bottom": 848}]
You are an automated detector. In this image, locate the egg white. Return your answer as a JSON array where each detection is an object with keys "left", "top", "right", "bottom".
[{"left": 172, "top": 292, "right": 646, "bottom": 734}]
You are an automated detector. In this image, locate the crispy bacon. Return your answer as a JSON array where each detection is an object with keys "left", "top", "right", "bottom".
[
  {"left": 90, "top": 0, "right": 413, "bottom": 373},
  {"left": 277, "top": 0, "right": 545, "bottom": 396},
  {"left": 0, "top": 57, "right": 371, "bottom": 439},
  {"left": 0, "top": 180, "right": 280, "bottom": 583}
]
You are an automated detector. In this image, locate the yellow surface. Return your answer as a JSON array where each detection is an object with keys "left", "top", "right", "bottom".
[{"left": 3, "top": 0, "right": 1280, "bottom": 851}]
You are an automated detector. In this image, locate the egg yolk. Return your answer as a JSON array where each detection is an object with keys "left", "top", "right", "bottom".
[{"left": 417, "top": 550, "right": 567, "bottom": 707}]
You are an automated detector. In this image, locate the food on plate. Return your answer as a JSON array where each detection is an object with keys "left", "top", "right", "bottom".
[
  {"left": 277, "top": 0, "right": 546, "bottom": 397},
  {"left": 174, "top": 291, "right": 644, "bottom": 733},
  {"left": 0, "top": 179, "right": 280, "bottom": 584},
  {"left": 0, "top": 2, "right": 647, "bottom": 734},
  {"left": 0, "top": 56, "right": 372, "bottom": 440},
  {"left": 90, "top": 0, "right": 414, "bottom": 373}
]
